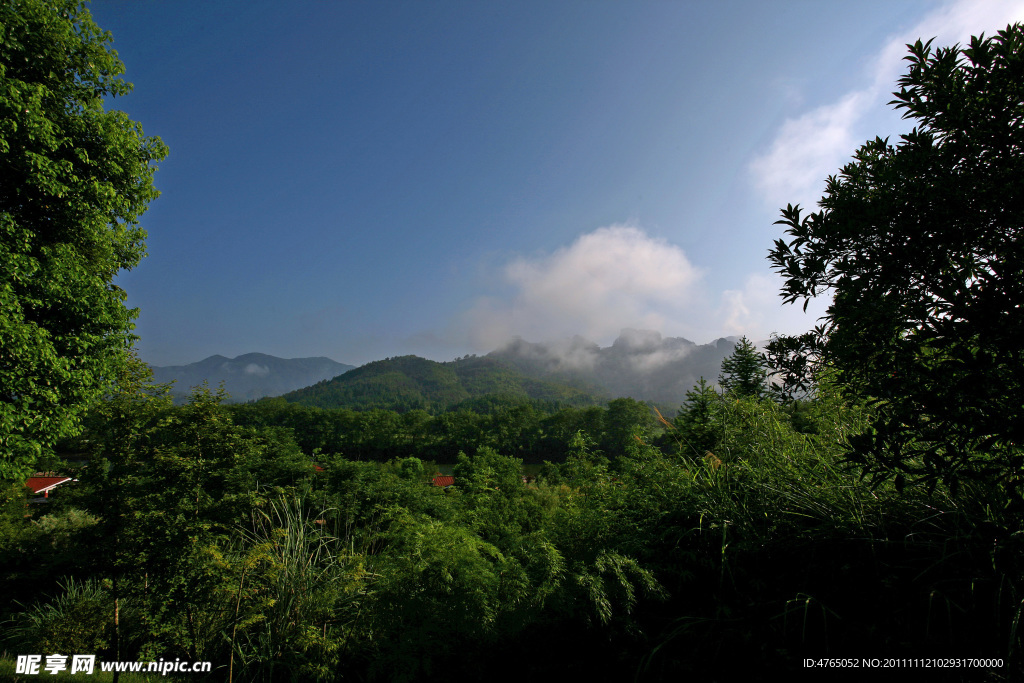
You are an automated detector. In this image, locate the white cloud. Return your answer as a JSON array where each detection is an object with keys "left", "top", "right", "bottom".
[
  {"left": 461, "top": 217, "right": 941, "bottom": 355},
  {"left": 750, "top": 0, "right": 1024, "bottom": 210},
  {"left": 244, "top": 363, "right": 270, "bottom": 376},
  {"left": 749, "top": 92, "right": 867, "bottom": 210},
  {"left": 718, "top": 271, "right": 832, "bottom": 341},
  {"left": 465, "top": 225, "right": 704, "bottom": 349}
]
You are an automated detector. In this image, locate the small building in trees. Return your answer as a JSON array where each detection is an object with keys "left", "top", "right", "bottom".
[
  {"left": 24, "top": 474, "right": 74, "bottom": 502},
  {"left": 431, "top": 474, "right": 455, "bottom": 488}
]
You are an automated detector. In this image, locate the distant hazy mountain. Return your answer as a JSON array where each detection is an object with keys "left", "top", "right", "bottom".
[
  {"left": 281, "top": 354, "right": 604, "bottom": 413},
  {"left": 150, "top": 353, "right": 355, "bottom": 403},
  {"left": 488, "top": 329, "right": 740, "bottom": 408}
]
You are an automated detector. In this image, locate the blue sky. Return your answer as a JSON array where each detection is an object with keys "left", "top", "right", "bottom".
[{"left": 89, "top": 0, "right": 1024, "bottom": 366}]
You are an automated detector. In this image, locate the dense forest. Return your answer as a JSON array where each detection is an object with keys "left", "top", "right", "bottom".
[
  {"left": 2, "top": 1, "right": 1023, "bottom": 681},
  {"left": 3, "top": 345, "right": 1018, "bottom": 682}
]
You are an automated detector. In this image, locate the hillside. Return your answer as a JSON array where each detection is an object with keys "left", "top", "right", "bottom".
[
  {"left": 280, "top": 354, "right": 605, "bottom": 412},
  {"left": 151, "top": 353, "right": 355, "bottom": 403}
]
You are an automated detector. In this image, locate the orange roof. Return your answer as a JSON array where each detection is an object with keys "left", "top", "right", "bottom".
[
  {"left": 25, "top": 476, "right": 73, "bottom": 496},
  {"left": 431, "top": 475, "right": 455, "bottom": 487}
]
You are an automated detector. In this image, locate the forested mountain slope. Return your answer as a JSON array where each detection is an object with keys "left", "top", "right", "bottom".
[
  {"left": 278, "top": 331, "right": 741, "bottom": 414},
  {"left": 489, "top": 329, "right": 740, "bottom": 407},
  {"left": 281, "top": 354, "right": 605, "bottom": 413}
]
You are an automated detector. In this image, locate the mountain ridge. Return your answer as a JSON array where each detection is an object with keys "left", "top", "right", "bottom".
[
  {"left": 150, "top": 353, "right": 355, "bottom": 403},
  {"left": 154, "top": 330, "right": 744, "bottom": 410},
  {"left": 488, "top": 329, "right": 740, "bottom": 407},
  {"left": 280, "top": 354, "right": 604, "bottom": 413}
]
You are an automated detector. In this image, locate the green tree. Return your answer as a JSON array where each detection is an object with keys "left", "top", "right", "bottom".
[
  {"left": 0, "top": 0, "right": 167, "bottom": 480},
  {"left": 766, "top": 25, "right": 1024, "bottom": 493},
  {"left": 127, "top": 388, "right": 310, "bottom": 661},
  {"left": 672, "top": 378, "right": 721, "bottom": 457},
  {"left": 718, "top": 336, "right": 767, "bottom": 398},
  {"left": 600, "top": 397, "right": 655, "bottom": 457},
  {"left": 73, "top": 353, "right": 171, "bottom": 668},
  {"left": 397, "top": 455, "right": 425, "bottom": 480}
]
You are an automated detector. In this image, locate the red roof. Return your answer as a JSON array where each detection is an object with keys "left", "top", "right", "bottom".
[
  {"left": 24, "top": 476, "right": 73, "bottom": 497},
  {"left": 431, "top": 475, "right": 455, "bottom": 487}
]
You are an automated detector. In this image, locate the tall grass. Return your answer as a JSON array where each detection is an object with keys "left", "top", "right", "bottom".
[
  {"left": 225, "top": 495, "right": 371, "bottom": 682},
  {"left": 4, "top": 577, "right": 113, "bottom": 655}
]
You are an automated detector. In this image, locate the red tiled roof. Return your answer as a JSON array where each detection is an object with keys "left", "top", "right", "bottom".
[
  {"left": 431, "top": 475, "right": 455, "bottom": 487},
  {"left": 24, "top": 476, "right": 73, "bottom": 496}
]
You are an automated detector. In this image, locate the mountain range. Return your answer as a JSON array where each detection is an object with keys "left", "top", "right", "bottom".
[
  {"left": 150, "top": 353, "right": 355, "bottom": 403},
  {"left": 489, "top": 329, "right": 739, "bottom": 407},
  {"left": 150, "top": 331, "right": 742, "bottom": 410}
]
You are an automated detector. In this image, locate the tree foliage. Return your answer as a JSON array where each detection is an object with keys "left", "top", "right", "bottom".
[
  {"left": 670, "top": 377, "right": 720, "bottom": 458},
  {"left": 718, "top": 336, "right": 767, "bottom": 399},
  {"left": 766, "top": 25, "right": 1024, "bottom": 493},
  {"left": 0, "top": 0, "right": 167, "bottom": 480},
  {"left": 2, "top": 371, "right": 1020, "bottom": 679}
]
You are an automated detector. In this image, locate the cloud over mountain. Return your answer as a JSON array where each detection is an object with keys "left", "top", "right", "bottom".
[
  {"left": 490, "top": 329, "right": 739, "bottom": 407},
  {"left": 466, "top": 225, "right": 703, "bottom": 350}
]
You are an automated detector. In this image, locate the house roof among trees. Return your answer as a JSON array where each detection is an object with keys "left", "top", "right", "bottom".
[
  {"left": 24, "top": 475, "right": 73, "bottom": 496},
  {"left": 431, "top": 475, "right": 455, "bottom": 487}
]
